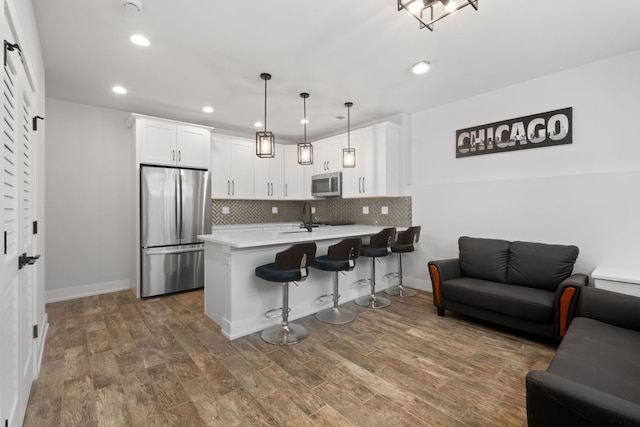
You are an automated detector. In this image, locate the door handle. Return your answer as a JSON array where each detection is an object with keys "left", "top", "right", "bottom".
[
  {"left": 172, "top": 149, "right": 175, "bottom": 161},
  {"left": 271, "top": 183, "right": 273, "bottom": 196},
  {"left": 285, "top": 184, "right": 288, "bottom": 197},
  {"left": 178, "top": 150, "right": 181, "bottom": 162},
  {"left": 362, "top": 176, "right": 365, "bottom": 193},
  {"left": 179, "top": 173, "right": 184, "bottom": 239},
  {"left": 227, "top": 180, "right": 230, "bottom": 195},
  {"left": 232, "top": 180, "right": 235, "bottom": 195},
  {"left": 175, "top": 175, "right": 180, "bottom": 239},
  {"left": 359, "top": 177, "right": 362, "bottom": 193},
  {"left": 18, "top": 253, "right": 40, "bottom": 269}
]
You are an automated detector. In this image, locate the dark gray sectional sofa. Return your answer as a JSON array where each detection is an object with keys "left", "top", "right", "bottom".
[
  {"left": 428, "top": 236, "right": 588, "bottom": 340},
  {"left": 526, "top": 286, "right": 640, "bottom": 426}
]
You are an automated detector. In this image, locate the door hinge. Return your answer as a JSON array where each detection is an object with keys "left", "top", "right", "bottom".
[
  {"left": 4, "top": 40, "right": 22, "bottom": 67},
  {"left": 33, "top": 324, "right": 38, "bottom": 339},
  {"left": 33, "top": 220, "right": 38, "bottom": 235}
]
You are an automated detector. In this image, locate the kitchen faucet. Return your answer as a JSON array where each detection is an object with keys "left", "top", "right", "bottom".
[{"left": 302, "top": 201, "right": 313, "bottom": 232}]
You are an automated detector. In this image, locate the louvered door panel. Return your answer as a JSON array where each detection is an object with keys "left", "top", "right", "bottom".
[
  {"left": 20, "top": 93, "right": 32, "bottom": 247},
  {"left": 3, "top": 63, "right": 18, "bottom": 259}
]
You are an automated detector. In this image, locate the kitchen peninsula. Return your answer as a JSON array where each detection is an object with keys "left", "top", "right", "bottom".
[{"left": 199, "top": 225, "right": 399, "bottom": 339}]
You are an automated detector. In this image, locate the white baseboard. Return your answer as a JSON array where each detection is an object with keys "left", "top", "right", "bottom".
[
  {"left": 45, "top": 279, "right": 131, "bottom": 303},
  {"left": 404, "top": 276, "right": 433, "bottom": 292}
]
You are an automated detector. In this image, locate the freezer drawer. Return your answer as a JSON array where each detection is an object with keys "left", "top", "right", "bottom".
[{"left": 141, "top": 244, "right": 204, "bottom": 297}]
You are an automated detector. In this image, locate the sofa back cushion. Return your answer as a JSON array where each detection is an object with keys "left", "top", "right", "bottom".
[
  {"left": 507, "top": 241, "right": 578, "bottom": 291},
  {"left": 459, "top": 236, "right": 510, "bottom": 283}
]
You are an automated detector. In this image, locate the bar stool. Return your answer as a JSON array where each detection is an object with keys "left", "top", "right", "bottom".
[
  {"left": 384, "top": 226, "right": 422, "bottom": 298},
  {"left": 313, "top": 238, "right": 362, "bottom": 324},
  {"left": 255, "top": 242, "right": 317, "bottom": 345},
  {"left": 355, "top": 227, "right": 396, "bottom": 309}
]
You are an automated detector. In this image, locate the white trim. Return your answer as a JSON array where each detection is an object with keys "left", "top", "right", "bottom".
[
  {"left": 35, "top": 313, "right": 47, "bottom": 378},
  {"left": 45, "top": 279, "right": 131, "bottom": 303},
  {"left": 404, "top": 276, "right": 433, "bottom": 293}
]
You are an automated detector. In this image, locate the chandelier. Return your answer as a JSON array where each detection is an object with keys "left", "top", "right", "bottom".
[{"left": 397, "top": 0, "right": 478, "bottom": 31}]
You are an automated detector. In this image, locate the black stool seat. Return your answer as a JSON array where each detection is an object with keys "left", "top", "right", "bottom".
[
  {"left": 385, "top": 226, "right": 421, "bottom": 298},
  {"left": 312, "top": 238, "right": 361, "bottom": 325},
  {"left": 355, "top": 227, "right": 396, "bottom": 309},
  {"left": 255, "top": 242, "right": 316, "bottom": 345},
  {"left": 313, "top": 256, "right": 352, "bottom": 272},
  {"left": 255, "top": 264, "right": 306, "bottom": 282}
]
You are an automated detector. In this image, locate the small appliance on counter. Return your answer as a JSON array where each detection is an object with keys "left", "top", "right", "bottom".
[
  {"left": 311, "top": 172, "right": 342, "bottom": 197},
  {"left": 140, "top": 165, "right": 211, "bottom": 297}
]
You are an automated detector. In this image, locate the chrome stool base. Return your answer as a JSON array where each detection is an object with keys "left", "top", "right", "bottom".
[
  {"left": 384, "top": 285, "right": 418, "bottom": 297},
  {"left": 316, "top": 307, "right": 356, "bottom": 324},
  {"left": 261, "top": 323, "right": 308, "bottom": 346},
  {"left": 355, "top": 294, "right": 391, "bottom": 309}
]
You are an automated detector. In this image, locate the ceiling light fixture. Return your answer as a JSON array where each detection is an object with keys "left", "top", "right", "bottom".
[
  {"left": 412, "top": 61, "right": 431, "bottom": 74},
  {"left": 255, "top": 73, "right": 275, "bottom": 158},
  {"left": 202, "top": 106, "right": 214, "bottom": 113},
  {"left": 112, "top": 85, "right": 127, "bottom": 94},
  {"left": 130, "top": 34, "right": 150, "bottom": 47},
  {"left": 297, "top": 93, "right": 313, "bottom": 165},
  {"left": 121, "top": 0, "right": 142, "bottom": 12},
  {"left": 343, "top": 102, "right": 355, "bottom": 168},
  {"left": 397, "top": 0, "right": 478, "bottom": 31}
]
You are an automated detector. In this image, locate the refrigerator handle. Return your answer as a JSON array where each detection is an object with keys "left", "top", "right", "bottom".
[
  {"left": 179, "top": 172, "right": 184, "bottom": 239},
  {"left": 175, "top": 174, "right": 180, "bottom": 240}
]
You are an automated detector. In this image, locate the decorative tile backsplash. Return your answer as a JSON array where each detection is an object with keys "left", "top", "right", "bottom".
[{"left": 212, "top": 197, "right": 412, "bottom": 227}]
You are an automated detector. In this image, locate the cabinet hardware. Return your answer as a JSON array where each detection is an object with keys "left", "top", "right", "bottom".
[
  {"left": 172, "top": 149, "right": 175, "bottom": 161},
  {"left": 33, "top": 220, "right": 38, "bottom": 235},
  {"left": 232, "top": 180, "right": 235, "bottom": 195},
  {"left": 285, "top": 184, "right": 288, "bottom": 197},
  {"left": 3, "top": 231, "right": 6, "bottom": 255},
  {"left": 227, "top": 180, "right": 230, "bottom": 195},
  {"left": 178, "top": 150, "right": 181, "bottom": 162},
  {"left": 33, "top": 324, "right": 38, "bottom": 339},
  {"left": 4, "top": 40, "right": 22, "bottom": 67},
  {"left": 32, "top": 115, "right": 44, "bottom": 131},
  {"left": 362, "top": 177, "right": 365, "bottom": 193}
]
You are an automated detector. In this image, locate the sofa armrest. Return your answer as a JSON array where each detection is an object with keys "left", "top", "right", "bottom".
[
  {"left": 553, "top": 273, "right": 588, "bottom": 338},
  {"left": 526, "top": 370, "right": 640, "bottom": 427},
  {"left": 427, "top": 259, "right": 461, "bottom": 312},
  {"left": 576, "top": 286, "right": 640, "bottom": 332}
]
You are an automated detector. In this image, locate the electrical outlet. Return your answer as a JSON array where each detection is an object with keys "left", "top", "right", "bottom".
[
  {"left": 381, "top": 206, "right": 389, "bottom": 215},
  {"left": 311, "top": 207, "right": 316, "bottom": 214},
  {"left": 222, "top": 206, "right": 230, "bottom": 214},
  {"left": 272, "top": 207, "right": 278, "bottom": 214},
  {"left": 362, "top": 206, "right": 369, "bottom": 214}
]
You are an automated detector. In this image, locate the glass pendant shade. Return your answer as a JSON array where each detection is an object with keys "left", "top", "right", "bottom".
[
  {"left": 298, "top": 143, "right": 313, "bottom": 165},
  {"left": 343, "top": 101, "right": 355, "bottom": 168},
  {"left": 256, "top": 73, "right": 275, "bottom": 158},
  {"left": 297, "top": 92, "right": 313, "bottom": 165},
  {"left": 343, "top": 147, "right": 356, "bottom": 168},
  {"left": 256, "top": 131, "right": 275, "bottom": 158}
]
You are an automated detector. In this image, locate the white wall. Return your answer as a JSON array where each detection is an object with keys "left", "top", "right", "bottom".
[
  {"left": 404, "top": 50, "right": 640, "bottom": 290},
  {"left": 44, "top": 99, "right": 134, "bottom": 302}
]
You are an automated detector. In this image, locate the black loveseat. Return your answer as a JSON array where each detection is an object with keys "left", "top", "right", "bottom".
[
  {"left": 526, "top": 286, "right": 640, "bottom": 426},
  {"left": 428, "top": 236, "right": 588, "bottom": 340}
]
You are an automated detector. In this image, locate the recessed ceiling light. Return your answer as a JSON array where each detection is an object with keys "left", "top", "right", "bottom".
[
  {"left": 202, "top": 106, "right": 214, "bottom": 113},
  {"left": 130, "top": 34, "right": 150, "bottom": 47},
  {"left": 300, "top": 118, "right": 309, "bottom": 124},
  {"left": 254, "top": 121, "right": 263, "bottom": 127},
  {"left": 112, "top": 85, "right": 127, "bottom": 94},
  {"left": 411, "top": 61, "right": 431, "bottom": 74}
]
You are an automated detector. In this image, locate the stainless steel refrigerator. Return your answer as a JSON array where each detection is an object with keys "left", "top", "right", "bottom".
[{"left": 140, "top": 165, "right": 211, "bottom": 297}]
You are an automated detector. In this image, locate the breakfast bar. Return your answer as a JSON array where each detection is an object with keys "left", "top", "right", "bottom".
[{"left": 198, "top": 225, "right": 398, "bottom": 340}]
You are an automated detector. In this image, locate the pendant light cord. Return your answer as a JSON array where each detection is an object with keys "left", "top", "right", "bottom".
[
  {"left": 264, "top": 77, "right": 267, "bottom": 132},
  {"left": 303, "top": 97, "right": 307, "bottom": 143}
]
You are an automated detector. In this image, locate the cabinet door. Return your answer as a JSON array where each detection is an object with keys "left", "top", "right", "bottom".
[
  {"left": 326, "top": 136, "right": 344, "bottom": 172},
  {"left": 270, "top": 145, "right": 285, "bottom": 198},
  {"left": 253, "top": 154, "right": 271, "bottom": 199},
  {"left": 342, "top": 130, "right": 364, "bottom": 198},
  {"left": 312, "top": 140, "right": 328, "bottom": 175},
  {"left": 177, "top": 125, "right": 210, "bottom": 169},
  {"left": 138, "top": 119, "right": 177, "bottom": 165},
  {"left": 211, "top": 137, "right": 230, "bottom": 198},
  {"left": 284, "top": 145, "right": 304, "bottom": 199},
  {"left": 228, "top": 139, "right": 254, "bottom": 198}
]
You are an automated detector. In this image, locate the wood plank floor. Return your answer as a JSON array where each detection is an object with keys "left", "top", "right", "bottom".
[{"left": 24, "top": 289, "right": 556, "bottom": 426}]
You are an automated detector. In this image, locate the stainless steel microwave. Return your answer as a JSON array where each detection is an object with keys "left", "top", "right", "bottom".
[{"left": 311, "top": 172, "right": 342, "bottom": 197}]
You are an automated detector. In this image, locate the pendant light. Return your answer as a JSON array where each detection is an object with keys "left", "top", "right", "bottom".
[
  {"left": 256, "top": 73, "right": 275, "bottom": 158},
  {"left": 297, "top": 93, "right": 313, "bottom": 165},
  {"left": 343, "top": 102, "right": 355, "bottom": 168}
]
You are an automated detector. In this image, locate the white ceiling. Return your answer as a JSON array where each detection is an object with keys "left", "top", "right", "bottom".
[{"left": 32, "top": 0, "right": 640, "bottom": 142}]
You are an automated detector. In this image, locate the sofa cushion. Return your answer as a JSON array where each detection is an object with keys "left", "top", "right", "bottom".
[
  {"left": 548, "top": 317, "right": 640, "bottom": 405},
  {"left": 507, "top": 241, "right": 578, "bottom": 291},
  {"left": 442, "top": 277, "right": 555, "bottom": 323},
  {"left": 458, "top": 237, "right": 510, "bottom": 283}
]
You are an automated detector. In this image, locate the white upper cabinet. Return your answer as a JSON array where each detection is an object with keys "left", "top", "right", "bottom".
[
  {"left": 283, "top": 145, "right": 306, "bottom": 199},
  {"left": 134, "top": 115, "right": 211, "bottom": 169},
  {"left": 254, "top": 145, "right": 284, "bottom": 199},
  {"left": 211, "top": 135, "right": 254, "bottom": 198},
  {"left": 341, "top": 122, "right": 401, "bottom": 198},
  {"left": 313, "top": 136, "right": 343, "bottom": 175}
]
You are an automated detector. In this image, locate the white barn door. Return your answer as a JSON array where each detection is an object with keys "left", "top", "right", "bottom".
[{"left": 1, "top": 3, "right": 39, "bottom": 426}]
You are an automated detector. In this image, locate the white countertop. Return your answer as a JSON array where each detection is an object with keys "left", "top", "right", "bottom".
[
  {"left": 199, "top": 225, "right": 400, "bottom": 249},
  {"left": 591, "top": 266, "right": 640, "bottom": 285},
  {"left": 211, "top": 222, "right": 300, "bottom": 230}
]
